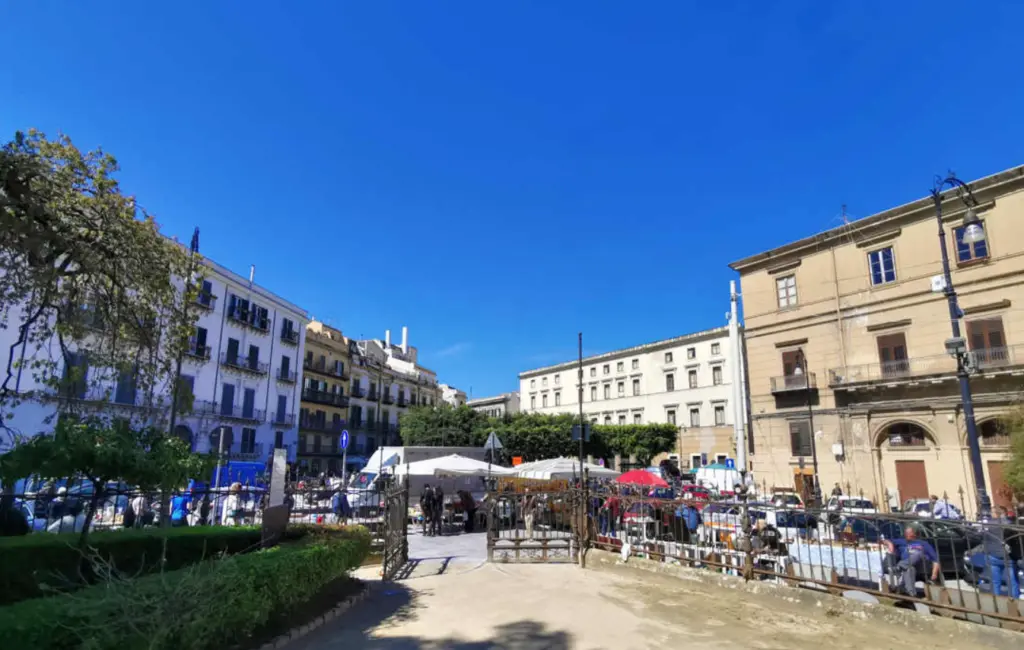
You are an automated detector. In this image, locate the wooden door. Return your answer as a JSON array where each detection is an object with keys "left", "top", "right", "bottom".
[
  {"left": 987, "top": 461, "right": 1012, "bottom": 510},
  {"left": 877, "top": 333, "right": 909, "bottom": 377},
  {"left": 966, "top": 318, "right": 1007, "bottom": 367},
  {"left": 895, "top": 460, "right": 929, "bottom": 502}
]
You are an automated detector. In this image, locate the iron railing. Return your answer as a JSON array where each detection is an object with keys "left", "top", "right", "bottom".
[
  {"left": 220, "top": 352, "right": 269, "bottom": 375},
  {"left": 298, "top": 417, "right": 346, "bottom": 434},
  {"left": 217, "top": 404, "right": 265, "bottom": 422},
  {"left": 301, "top": 389, "right": 349, "bottom": 407},
  {"left": 186, "top": 337, "right": 211, "bottom": 360},
  {"left": 195, "top": 292, "right": 217, "bottom": 311},
  {"left": 829, "top": 346, "right": 1023, "bottom": 387},
  {"left": 770, "top": 373, "right": 817, "bottom": 393},
  {"left": 277, "top": 368, "right": 297, "bottom": 383},
  {"left": 280, "top": 328, "right": 299, "bottom": 345}
]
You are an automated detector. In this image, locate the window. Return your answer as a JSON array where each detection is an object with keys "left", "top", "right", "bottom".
[
  {"left": 955, "top": 222, "right": 989, "bottom": 263},
  {"left": 711, "top": 342, "right": 721, "bottom": 355},
  {"left": 776, "top": 274, "right": 797, "bottom": 308},
  {"left": 689, "top": 408, "right": 700, "bottom": 427},
  {"left": 789, "top": 420, "right": 813, "bottom": 457},
  {"left": 633, "top": 413, "right": 641, "bottom": 424},
  {"left": 632, "top": 359, "right": 639, "bottom": 369},
  {"left": 114, "top": 366, "right": 137, "bottom": 405},
  {"left": 274, "top": 431, "right": 284, "bottom": 449},
  {"left": 632, "top": 379, "right": 640, "bottom": 396},
  {"left": 886, "top": 423, "right": 927, "bottom": 447},
  {"left": 604, "top": 415, "right": 612, "bottom": 424},
  {"left": 603, "top": 384, "right": 611, "bottom": 399},
  {"left": 712, "top": 366, "right": 723, "bottom": 385},
  {"left": 590, "top": 367, "right": 596, "bottom": 377},
  {"left": 617, "top": 381, "right": 624, "bottom": 396},
  {"left": 530, "top": 396, "right": 536, "bottom": 409},
  {"left": 591, "top": 386, "right": 597, "bottom": 401},
  {"left": 714, "top": 405, "right": 725, "bottom": 425},
  {"left": 868, "top": 246, "right": 896, "bottom": 285},
  {"left": 554, "top": 392, "right": 561, "bottom": 406},
  {"left": 276, "top": 395, "right": 288, "bottom": 423},
  {"left": 664, "top": 352, "right": 673, "bottom": 363},
  {"left": 665, "top": 373, "right": 675, "bottom": 392},
  {"left": 877, "top": 333, "right": 909, "bottom": 377},
  {"left": 716, "top": 454, "right": 728, "bottom": 465},
  {"left": 616, "top": 361, "right": 624, "bottom": 372},
  {"left": 688, "top": 369, "right": 698, "bottom": 388},
  {"left": 691, "top": 454, "right": 703, "bottom": 469},
  {"left": 542, "top": 377, "right": 548, "bottom": 387},
  {"left": 666, "top": 410, "right": 676, "bottom": 425},
  {"left": 220, "top": 384, "right": 235, "bottom": 416},
  {"left": 542, "top": 394, "right": 548, "bottom": 407},
  {"left": 603, "top": 364, "right": 610, "bottom": 375},
  {"left": 618, "top": 414, "right": 626, "bottom": 425},
  {"left": 687, "top": 347, "right": 696, "bottom": 360},
  {"left": 531, "top": 379, "right": 535, "bottom": 389},
  {"left": 240, "top": 428, "right": 257, "bottom": 454},
  {"left": 242, "top": 387, "right": 256, "bottom": 418},
  {"left": 554, "top": 374, "right": 560, "bottom": 385}
]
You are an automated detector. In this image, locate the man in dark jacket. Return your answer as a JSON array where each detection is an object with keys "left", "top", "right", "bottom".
[
  {"left": 420, "top": 484, "right": 433, "bottom": 535},
  {"left": 431, "top": 485, "right": 445, "bottom": 536}
]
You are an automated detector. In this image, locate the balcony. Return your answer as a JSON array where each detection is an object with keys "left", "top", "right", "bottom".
[
  {"left": 225, "top": 442, "right": 263, "bottom": 461},
  {"left": 277, "top": 368, "right": 297, "bottom": 383},
  {"left": 299, "top": 417, "right": 346, "bottom": 434},
  {"left": 190, "top": 400, "right": 219, "bottom": 416},
  {"left": 227, "top": 306, "right": 270, "bottom": 334},
  {"left": 298, "top": 442, "right": 344, "bottom": 457},
  {"left": 829, "top": 345, "right": 1024, "bottom": 388},
  {"left": 350, "top": 385, "right": 366, "bottom": 399},
  {"left": 281, "top": 327, "right": 299, "bottom": 346},
  {"left": 220, "top": 352, "right": 269, "bottom": 375},
  {"left": 366, "top": 390, "right": 378, "bottom": 402},
  {"left": 195, "top": 292, "right": 217, "bottom": 311},
  {"left": 218, "top": 404, "right": 265, "bottom": 423},
  {"left": 382, "top": 392, "right": 394, "bottom": 405},
  {"left": 770, "top": 373, "right": 817, "bottom": 394},
  {"left": 186, "top": 337, "right": 211, "bottom": 361},
  {"left": 304, "top": 358, "right": 329, "bottom": 375},
  {"left": 301, "top": 389, "right": 350, "bottom": 408},
  {"left": 397, "top": 396, "right": 408, "bottom": 408},
  {"left": 271, "top": 411, "right": 296, "bottom": 427}
]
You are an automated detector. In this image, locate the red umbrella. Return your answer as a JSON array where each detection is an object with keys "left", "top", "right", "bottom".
[{"left": 615, "top": 469, "right": 668, "bottom": 487}]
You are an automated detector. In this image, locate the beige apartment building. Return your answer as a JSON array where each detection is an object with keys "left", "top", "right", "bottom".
[{"left": 731, "top": 165, "right": 1024, "bottom": 516}]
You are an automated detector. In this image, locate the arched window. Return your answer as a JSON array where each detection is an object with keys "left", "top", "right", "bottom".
[
  {"left": 980, "top": 419, "right": 1010, "bottom": 447},
  {"left": 884, "top": 422, "right": 929, "bottom": 448}
]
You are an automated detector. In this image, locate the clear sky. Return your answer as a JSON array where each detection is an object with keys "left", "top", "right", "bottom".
[{"left": 3, "top": 2, "right": 1023, "bottom": 398}]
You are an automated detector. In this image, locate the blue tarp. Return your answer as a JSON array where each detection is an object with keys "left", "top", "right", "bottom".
[{"left": 190, "top": 462, "right": 267, "bottom": 490}]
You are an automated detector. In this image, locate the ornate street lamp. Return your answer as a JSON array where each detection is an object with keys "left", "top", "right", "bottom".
[{"left": 930, "top": 174, "right": 990, "bottom": 517}]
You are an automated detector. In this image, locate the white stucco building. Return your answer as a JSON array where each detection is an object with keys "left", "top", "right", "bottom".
[
  {"left": 440, "top": 384, "right": 467, "bottom": 407},
  {"left": 518, "top": 326, "right": 747, "bottom": 469},
  {"left": 0, "top": 257, "right": 309, "bottom": 465},
  {"left": 467, "top": 392, "right": 520, "bottom": 418}
]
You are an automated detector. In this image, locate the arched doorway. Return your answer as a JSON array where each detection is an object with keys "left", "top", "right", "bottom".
[
  {"left": 209, "top": 426, "right": 234, "bottom": 454},
  {"left": 877, "top": 421, "right": 935, "bottom": 506},
  {"left": 173, "top": 425, "right": 193, "bottom": 448},
  {"left": 979, "top": 418, "right": 1013, "bottom": 510}
]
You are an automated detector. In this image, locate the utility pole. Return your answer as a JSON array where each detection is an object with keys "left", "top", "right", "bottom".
[
  {"left": 577, "top": 333, "right": 585, "bottom": 480},
  {"left": 729, "top": 281, "right": 747, "bottom": 474}
]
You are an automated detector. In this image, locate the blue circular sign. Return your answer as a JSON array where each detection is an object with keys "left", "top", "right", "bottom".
[{"left": 340, "top": 430, "right": 350, "bottom": 450}]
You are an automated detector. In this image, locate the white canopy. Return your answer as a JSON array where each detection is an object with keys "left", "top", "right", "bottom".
[
  {"left": 514, "top": 457, "right": 620, "bottom": 480},
  {"left": 392, "top": 454, "right": 516, "bottom": 478}
]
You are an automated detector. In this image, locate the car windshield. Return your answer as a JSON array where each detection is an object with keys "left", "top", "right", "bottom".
[
  {"left": 776, "top": 512, "right": 816, "bottom": 528},
  {"left": 774, "top": 495, "right": 801, "bottom": 505},
  {"left": 350, "top": 472, "right": 376, "bottom": 488},
  {"left": 840, "top": 499, "right": 874, "bottom": 509}
]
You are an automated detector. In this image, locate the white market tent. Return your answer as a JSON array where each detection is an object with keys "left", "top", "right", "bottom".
[
  {"left": 393, "top": 454, "right": 517, "bottom": 478},
  {"left": 514, "top": 457, "right": 620, "bottom": 480}
]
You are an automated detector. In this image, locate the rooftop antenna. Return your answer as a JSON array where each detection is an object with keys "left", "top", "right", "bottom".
[{"left": 841, "top": 204, "right": 849, "bottom": 225}]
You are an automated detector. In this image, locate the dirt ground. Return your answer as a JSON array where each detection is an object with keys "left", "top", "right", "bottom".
[{"left": 284, "top": 556, "right": 1014, "bottom": 650}]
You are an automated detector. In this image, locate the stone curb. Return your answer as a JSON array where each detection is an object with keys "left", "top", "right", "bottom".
[{"left": 257, "top": 582, "right": 370, "bottom": 650}]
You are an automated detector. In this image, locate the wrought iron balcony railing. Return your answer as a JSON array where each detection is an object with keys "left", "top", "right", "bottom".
[
  {"left": 769, "top": 373, "right": 817, "bottom": 393},
  {"left": 220, "top": 352, "right": 269, "bottom": 375}
]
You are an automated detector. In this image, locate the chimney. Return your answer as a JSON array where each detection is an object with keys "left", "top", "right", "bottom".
[
  {"left": 385, "top": 329, "right": 391, "bottom": 348},
  {"left": 401, "top": 326, "right": 409, "bottom": 353}
]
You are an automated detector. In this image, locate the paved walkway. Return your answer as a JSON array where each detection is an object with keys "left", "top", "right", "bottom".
[{"left": 285, "top": 554, "right": 990, "bottom": 650}]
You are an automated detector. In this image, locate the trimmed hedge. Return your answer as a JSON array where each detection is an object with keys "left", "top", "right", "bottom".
[
  {"left": 0, "top": 525, "right": 316, "bottom": 605},
  {"left": 0, "top": 527, "right": 371, "bottom": 650}
]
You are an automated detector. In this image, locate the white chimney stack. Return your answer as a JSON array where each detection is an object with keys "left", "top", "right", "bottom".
[
  {"left": 385, "top": 329, "right": 391, "bottom": 347},
  {"left": 401, "top": 326, "right": 409, "bottom": 353}
]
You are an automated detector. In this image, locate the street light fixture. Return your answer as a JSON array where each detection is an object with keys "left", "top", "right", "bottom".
[{"left": 930, "top": 173, "right": 990, "bottom": 518}]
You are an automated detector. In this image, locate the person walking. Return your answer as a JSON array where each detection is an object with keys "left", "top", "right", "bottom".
[
  {"left": 420, "top": 484, "right": 433, "bottom": 535},
  {"left": 431, "top": 484, "right": 445, "bottom": 536},
  {"left": 459, "top": 490, "right": 477, "bottom": 533},
  {"left": 522, "top": 489, "right": 537, "bottom": 540},
  {"left": 222, "top": 483, "right": 244, "bottom": 527},
  {"left": 982, "top": 505, "right": 1020, "bottom": 598}
]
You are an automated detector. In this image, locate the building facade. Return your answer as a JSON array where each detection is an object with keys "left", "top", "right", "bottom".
[
  {"left": 731, "top": 165, "right": 1024, "bottom": 515},
  {"left": 518, "top": 327, "right": 743, "bottom": 470},
  {"left": 440, "top": 384, "right": 467, "bottom": 407},
  {"left": 297, "top": 321, "right": 353, "bottom": 475},
  {"left": 1, "top": 256, "right": 309, "bottom": 466},
  {"left": 467, "top": 392, "right": 521, "bottom": 418}
]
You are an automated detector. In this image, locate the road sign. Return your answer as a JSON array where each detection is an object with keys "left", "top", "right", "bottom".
[
  {"left": 571, "top": 423, "right": 592, "bottom": 442},
  {"left": 340, "top": 430, "right": 350, "bottom": 450},
  {"left": 725, "top": 458, "right": 735, "bottom": 469},
  {"left": 484, "top": 431, "right": 503, "bottom": 451}
]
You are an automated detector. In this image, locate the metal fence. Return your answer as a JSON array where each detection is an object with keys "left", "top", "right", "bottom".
[
  {"left": 484, "top": 483, "right": 583, "bottom": 564},
  {"left": 583, "top": 486, "right": 1024, "bottom": 629}
]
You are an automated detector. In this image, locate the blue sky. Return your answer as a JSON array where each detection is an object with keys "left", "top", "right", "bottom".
[{"left": 3, "top": 2, "right": 1024, "bottom": 397}]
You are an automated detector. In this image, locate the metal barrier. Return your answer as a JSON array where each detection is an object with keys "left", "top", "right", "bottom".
[
  {"left": 381, "top": 476, "right": 409, "bottom": 580},
  {"left": 484, "top": 484, "right": 583, "bottom": 564},
  {"left": 583, "top": 486, "right": 1024, "bottom": 630}
]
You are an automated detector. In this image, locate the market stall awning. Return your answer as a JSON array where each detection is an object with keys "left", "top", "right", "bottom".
[
  {"left": 393, "top": 454, "right": 517, "bottom": 478},
  {"left": 515, "top": 457, "right": 620, "bottom": 480}
]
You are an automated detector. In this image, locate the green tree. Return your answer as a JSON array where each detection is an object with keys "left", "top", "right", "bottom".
[
  {"left": 1004, "top": 407, "right": 1024, "bottom": 499},
  {"left": 399, "top": 404, "right": 491, "bottom": 447},
  {"left": 0, "top": 129, "right": 199, "bottom": 445}
]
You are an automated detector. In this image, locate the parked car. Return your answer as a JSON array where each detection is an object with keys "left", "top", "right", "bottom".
[
  {"left": 835, "top": 516, "right": 980, "bottom": 579},
  {"left": 770, "top": 492, "right": 804, "bottom": 509},
  {"left": 902, "top": 498, "right": 964, "bottom": 520},
  {"left": 824, "top": 496, "right": 877, "bottom": 525}
]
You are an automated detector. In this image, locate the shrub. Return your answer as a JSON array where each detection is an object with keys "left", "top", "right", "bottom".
[
  {"left": 0, "top": 527, "right": 371, "bottom": 650},
  {"left": 0, "top": 526, "right": 275, "bottom": 605}
]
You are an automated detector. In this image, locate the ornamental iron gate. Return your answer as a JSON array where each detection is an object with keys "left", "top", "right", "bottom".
[
  {"left": 485, "top": 481, "right": 587, "bottom": 564},
  {"left": 381, "top": 476, "right": 409, "bottom": 580}
]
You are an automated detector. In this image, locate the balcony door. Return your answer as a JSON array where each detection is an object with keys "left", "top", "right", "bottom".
[
  {"left": 781, "top": 350, "right": 805, "bottom": 389},
  {"left": 276, "top": 395, "right": 287, "bottom": 423},
  {"left": 225, "top": 338, "right": 240, "bottom": 364},
  {"left": 967, "top": 317, "right": 1007, "bottom": 367},
  {"left": 220, "top": 384, "right": 235, "bottom": 416},
  {"left": 247, "top": 344, "right": 260, "bottom": 370},
  {"left": 242, "top": 387, "right": 256, "bottom": 419},
  {"left": 877, "top": 333, "right": 909, "bottom": 377}
]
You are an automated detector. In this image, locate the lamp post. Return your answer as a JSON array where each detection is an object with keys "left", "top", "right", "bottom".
[
  {"left": 792, "top": 350, "right": 821, "bottom": 506},
  {"left": 930, "top": 174, "right": 991, "bottom": 518}
]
